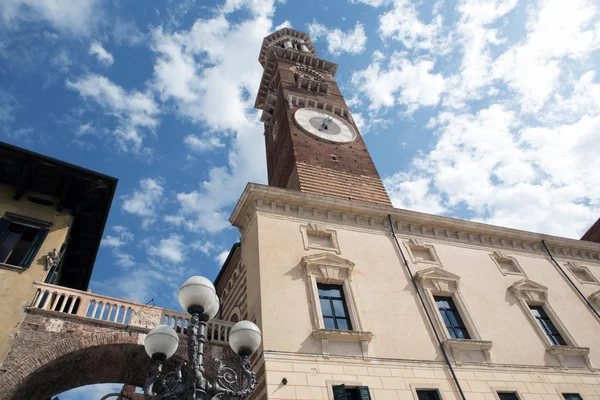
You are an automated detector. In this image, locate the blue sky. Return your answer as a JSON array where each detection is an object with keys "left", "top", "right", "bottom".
[{"left": 1, "top": 0, "right": 599, "bottom": 397}]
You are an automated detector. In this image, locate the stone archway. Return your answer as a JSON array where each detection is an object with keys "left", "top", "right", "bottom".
[{"left": 0, "top": 313, "right": 237, "bottom": 400}]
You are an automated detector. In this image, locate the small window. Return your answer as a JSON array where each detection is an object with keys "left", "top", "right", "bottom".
[
  {"left": 498, "top": 392, "right": 519, "bottom": 400},
  {"left": 0, "top": 218, "right": 48, "bottom": 268},
  {"left": 434, "top": 296, "right": 471, "bottom": 339},
  {"left": 417, "top": 390, "right": 441, "bottom": 400},
  {"left": 333, "top": 385, "right": 371, "bottom": 400},
  {"left": 318, "top": 283, "right": 352, "bottom": 330},
  {"left": 562, "top": 394, "right": 583, "bottom": 400},
  {"left": 529, "top": 306, "right": 567, "bottom": 346}
]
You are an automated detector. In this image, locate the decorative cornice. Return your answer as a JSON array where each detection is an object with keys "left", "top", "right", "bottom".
[{"left": 230, "top": 184, "right": 600, "bottom": 264}]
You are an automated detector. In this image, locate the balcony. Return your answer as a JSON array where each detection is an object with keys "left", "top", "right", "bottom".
[{"left": 29, "top": 282, "right": 234, "bottom": 343}]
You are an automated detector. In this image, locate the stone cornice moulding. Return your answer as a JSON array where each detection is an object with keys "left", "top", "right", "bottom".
[
  {"left": 508, "top": 279, "right": 549, "bottom": 304},
  {"left": 230, "top": 184, "right": 600, "bottom": 264}
]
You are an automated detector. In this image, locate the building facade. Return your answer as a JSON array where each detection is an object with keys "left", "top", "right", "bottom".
[
  {"left": 0, "top": 142, "right": 117, "bottom": 364},
  {"left": 215, "top": 28, "right": 600, "bottom": 400}
]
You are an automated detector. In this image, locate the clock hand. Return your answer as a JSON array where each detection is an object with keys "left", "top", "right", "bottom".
[{"left": 318, "top": 116, "right": 333, "bottom": 132}]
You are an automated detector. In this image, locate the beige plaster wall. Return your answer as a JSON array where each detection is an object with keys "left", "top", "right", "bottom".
[
  {"left": 0, "top": 184, "right": 73, "bottom": 362},
  {"left": 263, "top": 354, "right": 600, "bottom": 400},
  {"left": 250, "top": 212, "right": 600, "bottom": 368}
]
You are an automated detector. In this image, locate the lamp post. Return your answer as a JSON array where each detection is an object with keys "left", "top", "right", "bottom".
[{"left": 142, "top": 276, "right": 261, "bottom": 400}]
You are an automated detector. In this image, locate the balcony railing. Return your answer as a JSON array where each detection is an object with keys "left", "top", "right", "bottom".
[{"left": 30, "top": 282, "right": 233, "bottom": 344}]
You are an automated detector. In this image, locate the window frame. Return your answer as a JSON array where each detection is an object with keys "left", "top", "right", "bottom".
[
  {"left": 562, "top": 394, "right": 583, "bottom": 400},
  {"left": 491, "top": 389, "right": 521, "bottom": 400},
  {"left": 509, "top": 278, "right": 591, "bottom": 368},
  {"left": 529, "top": 305, "right": 567, "bottom": 346},
  {"left": 302, "top": 253, "right": 372, "bottom": 358},
  {"left": 434, "top": 295, "right": 471, "bottom": 340},
  {"left": 415, "top": 267, "right": 492, "bottom": 364},
  {"left": 0, "top": 215, "right": 50, "bottom": 270},
  {"left": 318, "top": 283, "right": 353, "bottom": 331},
  {"left": 409, "top": 384, "right": 444, "bottom": 400}
]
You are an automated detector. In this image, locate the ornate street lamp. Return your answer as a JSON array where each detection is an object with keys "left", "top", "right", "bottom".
[{"left": 142, "top": 276, "right": 261, "bottom": 399}]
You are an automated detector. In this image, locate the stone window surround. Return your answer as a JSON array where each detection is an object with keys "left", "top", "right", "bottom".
[
  {"left": 490, "top": 250, "right": 526, "bottom": 277},
  {"left": 300, "top": 223, "right": 341, "bottom": 254},
  {"left": 409, "top": 383, "right": 444, "bottom": 400},
  {"left": 508, "top": 278, "right": 591, "bottom": 369},
  {"left": 301, "top": 253, "right": 372, "bottom": 359},
  {"left": 326, "top": 379, "right": 365, "bottom": 400},
  {"left": 404, "top": 238, "right": 441, "bottom": 266},
  {"left": 491, "top": 387, "right": 522, "bottom": 400},
  {"left": 414, "top": 267, "right": 492, "bottom": 365},
  {"left": 565, "top": 261, "right": 599, "bottom": 285}
]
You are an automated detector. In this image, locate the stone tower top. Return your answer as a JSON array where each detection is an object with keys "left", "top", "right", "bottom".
[
  {"left": 254, "top": 29, "right": 391, "bottom": 206},
  {"left": 257, "top": 28, "right": 318, "bottom": 66}
]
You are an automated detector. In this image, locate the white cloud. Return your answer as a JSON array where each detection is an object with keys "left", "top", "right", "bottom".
[
  {"left": 149, "top": 234, "right": 186, "bottom": 264},
  {"left": 153, "top": 6, "right": 270, "bottom": 233},
  {"left": 351, "top": 52, "right": 446, "bottom": 112},
  {"left": 215, "top": 250, "right": 229, "bottom": 266},
  {"left": 275, "top": 20, "right": 292, "bottom": 30},
  {"left": 378, "top": 0, "right": 450, "bottom": 53},
  {"left": 222, "top": 0, "right": 275, "bottom": 16},
  {"left": 350, "top": 0, "right": 392, "bottom": 6},
  {"left": 307, "top": 21, "right": 367, "bottom": 55},
  {"left": 101, "top": 235, "right": 125, "bottom": 248},
  {"left": 191, "top": 240, "right": 218, "bottom": 255},
  {"left": 492, "top": 0, "right": 600, "bottom": 112},
  {"left": 384, "top": 174, "right": 447, "bottom": 215},
  {"left": 122, "top": 178, "right": 164, "bottom": 227},
  {"left": 0, "top": 0, "right": 99, "bottom": 35},
  {"left": 444, "top": 0, "right": 519, "bottom": 107},
  {"left": 89, "top": 41, "right": 114, "bottom": 66},
  {"left": 66, "top": 75, "right": 159, "bottom": 152},
  {"left": 385, "top": 104, "right": 600, "bottom": 238},
  {"left": 184, "top": 134, "right": 225, "bottom": 152}
]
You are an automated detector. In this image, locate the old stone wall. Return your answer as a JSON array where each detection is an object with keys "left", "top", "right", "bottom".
[{"left": 0, "top": 312, "right": 238, "bottom": 400}]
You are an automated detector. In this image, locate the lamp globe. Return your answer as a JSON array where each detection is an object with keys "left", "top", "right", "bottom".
[
  {"left": 229, "top": 321, "right": 262, "bottom": 356},
  {"left": 178, "top": 276, "right": 220, "bottom": 319},
  {"left": 144, "top": 325, "right": 179, "bottom": 360}
]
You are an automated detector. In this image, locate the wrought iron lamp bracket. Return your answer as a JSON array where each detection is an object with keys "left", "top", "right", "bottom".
[{"left": 143, "top": 313, "right": 257, "bottom": 400}]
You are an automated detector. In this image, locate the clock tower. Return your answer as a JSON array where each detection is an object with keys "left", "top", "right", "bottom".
[{"left": 254, "top": 28, "right": 392, "bottom": 206}]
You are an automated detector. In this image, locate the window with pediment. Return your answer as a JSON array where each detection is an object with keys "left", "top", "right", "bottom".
[
  {"left": 301, "top": 253, "right": 372, "bottom": 358},
  {"left": 508, "top": 279, "right": 590, "bottom": 368},
  {"left": 415, "top": 267, "right": 492, "bottom": 364}
]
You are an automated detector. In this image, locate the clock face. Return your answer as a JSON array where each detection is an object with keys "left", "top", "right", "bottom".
[{"left": 294, "top": 108, "right": 357, "bottom": 143}]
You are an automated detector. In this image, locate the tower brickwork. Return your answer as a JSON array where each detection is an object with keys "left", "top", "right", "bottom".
[{"left": 255, "top": 28, "right": 391, "bottom": 206}]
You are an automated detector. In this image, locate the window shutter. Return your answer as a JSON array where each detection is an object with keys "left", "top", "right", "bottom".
[
  {"left": 20, "top": 228, "right": 49, "bottom": 267},
  {"left": 333, "top": 385, "right": 347, "bottom": 400},
  {"left": 0, "top": 218, "right": 11, "bottom": 241},
  {"left": 357, "top": 386, "right": 372, "bottom": 400}
]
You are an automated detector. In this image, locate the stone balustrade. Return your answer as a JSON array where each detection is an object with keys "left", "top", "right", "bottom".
[{"left": 30, "top": 282, "right": 234, "bottom": 343}]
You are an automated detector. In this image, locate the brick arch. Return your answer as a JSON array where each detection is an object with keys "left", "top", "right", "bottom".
[
  {"left": 0, "top": 314, "right": 238, "bottom": 400},
  {"left": 1, "top": 330, "right": 162, "bottom": 400}
]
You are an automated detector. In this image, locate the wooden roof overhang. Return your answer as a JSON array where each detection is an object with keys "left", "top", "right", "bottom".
[{"left": 0, "top": 141, "right": 118, "bottom": 290}]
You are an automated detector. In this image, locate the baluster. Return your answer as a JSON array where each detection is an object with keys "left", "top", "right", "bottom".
[
  {"left": 59, "top": 296, "right": 69, "bottom": 312},
  {"left": 34, "top": 289, "right": 46, "bottom": 308},
  {"left": 101, "top": 303, "right": 109, "bottom": 320},
  {"left": 67, "top": 297, "right": 77, "bottom": 314},
  {"left": 92, "top": 301, "right": 99, "bottom": 318},
  {"left": 51, "top": 292, "right": 61, "bottom": 311}
]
